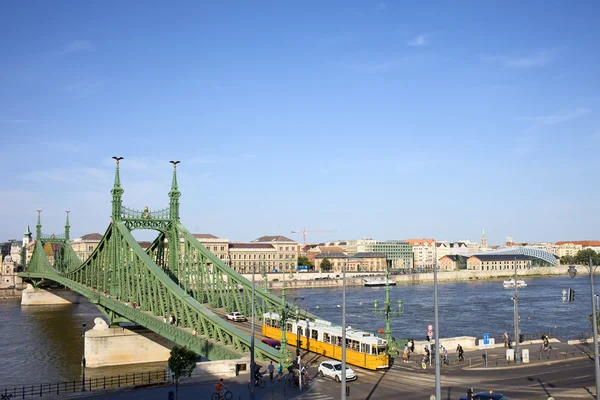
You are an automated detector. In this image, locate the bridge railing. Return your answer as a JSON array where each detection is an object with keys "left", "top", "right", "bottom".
[
  {"left": 0, "top": 369, "right": 168, "bottom": 399},
  {"left": 121, "top": 206, "right": 171, "bottom": 220}
]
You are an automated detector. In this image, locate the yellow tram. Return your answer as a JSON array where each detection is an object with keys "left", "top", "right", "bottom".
[{"left": 262, "top": 312, "right": 389, "bottom": 370}]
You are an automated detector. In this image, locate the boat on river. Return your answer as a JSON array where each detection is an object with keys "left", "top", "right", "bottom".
[
  {"left": 503, "top": 278, "right": 527, "bottom": 288},
  {"left": 363, "top": 279, "right": 396, "bottom": 287}
]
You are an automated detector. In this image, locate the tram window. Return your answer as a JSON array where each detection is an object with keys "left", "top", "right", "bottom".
[
  {"left": 336, "top": 336, "right": 342, "bottom": 346},
  {"left": 311, "top": 329, "right": 318, "bottom": 340},
  {"left": 286, "top": 323, "right": 293, "bottom": 332},
  {"left": 324, "top": 333, "right": 330, "bottom": 343},
  {"left": 352, "top": 340, "right": 359, "bottom": 351},
  {"left": 361, "top": 343, "right": 368, "bottom": 353}
]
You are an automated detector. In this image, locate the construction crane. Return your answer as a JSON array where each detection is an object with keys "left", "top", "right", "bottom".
[{"left": 291, "top": 228, "right": 335, "bottom": 247}]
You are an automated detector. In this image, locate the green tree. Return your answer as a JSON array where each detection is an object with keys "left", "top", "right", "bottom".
[
  {"left": 298, "top": 255, "right": 314, "bottom": 270},
  {"left": 320, "top": 258, "right": 332, "bottom": 272},
  {"left": 168, "top": 346, "right": 199, "bottom": 399},
  {"left": 573, "top": 249, "right": 600, "bottom": 265}
]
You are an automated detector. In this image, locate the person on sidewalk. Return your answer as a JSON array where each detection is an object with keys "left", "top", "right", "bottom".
[
  {"left": 456, "top": 344, "right": 464, "bottom": 362},
  {"left": 268, "top": 361, "right": 275, "bottom": 382},
  {"left": 503, "top": 332, "right": 509, "bottom": 348},
  {"left": 403, "top": 344, "right": 410, "bottom": 362}
]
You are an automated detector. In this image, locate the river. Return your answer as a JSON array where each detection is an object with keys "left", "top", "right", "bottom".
[{"left": 0, "top": 275, "right": 597, "bottom": 387}]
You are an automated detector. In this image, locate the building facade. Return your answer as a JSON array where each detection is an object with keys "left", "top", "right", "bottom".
[
  {"left": 1, "top": 255, "right": 22, "bottom": 289},
  {"left": 315, "top": 252, "right": 348, "bottom": 272},
  {"left": 347, "top": 252, "right": 386, "bottom": 272},
  {"left": 467, "top": 254, "right": 532, "bottom": 271},
  {"left": 252, "top": 235, "right": 298, "bottom": 271},
  {"left": 435, "top": 241, "right": 469, "bottom": 261},
  {"left": 228, "top": 243, "right": 277, "bottom": 273},
  {"left": 438, "top": 254, "right": 469, "bottom": 270},
  {"left": 404, "top": 239, "right": 437, "bottom": 269},
  {"left": 190, "top": 234, "right": 230, "bottom": 265},
  {"left": 71, "top": 233, "right": 103, "bottom": 260}
]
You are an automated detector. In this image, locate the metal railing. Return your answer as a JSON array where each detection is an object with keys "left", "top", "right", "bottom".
[{"left": 1, "top": 369, "right": 168, "bottom": 399}]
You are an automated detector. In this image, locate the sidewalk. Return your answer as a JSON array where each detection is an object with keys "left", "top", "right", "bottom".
[
  {"left": 400, "top": 339, "right": 595, "bottom": 370},
  {"left": 73, "top": 372, "right": 303, "bottom": 400}
]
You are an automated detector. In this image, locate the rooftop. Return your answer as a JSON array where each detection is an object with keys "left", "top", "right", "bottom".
[
  {"left": 75, "top": 233, "right": 103, "bottom": 241},
  {"left": 350, "top": 252, "right": 386, "bottom": 258},
  {"left": 316, "top": 252, "right": 348, "bottom": 259},
  {"left": 253, "top": 235, "right": 296, "bottom": 243},
  {"left": 229, "top": 243, "right": 275, "bottom": 249}
]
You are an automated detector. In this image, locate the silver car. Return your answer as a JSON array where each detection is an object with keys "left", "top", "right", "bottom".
[{"left": 317, "top": 361, "right": 357, "bottom": 382}]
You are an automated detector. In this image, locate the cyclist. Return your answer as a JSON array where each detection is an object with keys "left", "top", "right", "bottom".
[{"left": 215, "top": 378, "right": 227, "bottom": 399}]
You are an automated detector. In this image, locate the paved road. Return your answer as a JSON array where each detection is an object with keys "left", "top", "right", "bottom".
[{"left": 76, "top": 341, "right": 597, "bottom": 400}]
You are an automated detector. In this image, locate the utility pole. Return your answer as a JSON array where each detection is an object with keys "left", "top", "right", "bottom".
[
  {"left": 341, "top": 262, "right": 347, "bottom": 400},
  {"left": 433, "top": 263, "right": 441, "bottom": 400},
  {"left": 250, "top": 264, "right": 256, "bottom": 400},
  {"left": 513, "top": 256, "right": 520, "bottom": 363}
]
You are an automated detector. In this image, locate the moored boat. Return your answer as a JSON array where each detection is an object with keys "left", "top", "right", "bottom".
[
  {"left": 503, "top": 278, "right": 527, "bottom": 288},
  {"left": 363, "top": 279, "right": 396, "bottom": 287}
]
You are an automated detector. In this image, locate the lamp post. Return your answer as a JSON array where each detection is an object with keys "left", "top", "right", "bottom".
[
  {"left": 372, "top": 259, "right": 403, "bottom": 354},
  {"left": 568, "top": 257, "right": 599, "bottom": 400},
  {"left": 250, "top": 263, "right": 256, "bottom": 400},
  {"left": 81, "top": 323, "right": 87, "bottom": 392},
  {"left": 278, "top": 269, "right": 293, "bottom": 367},
  {"left": 513, "top": 256, "right": 521, "bottom": 363},
  {"left": 341, "top": 261, "right": 347, "bottom": 400},
  {"left": 433, "top": 262, "right": 441, "bottom": 400}
]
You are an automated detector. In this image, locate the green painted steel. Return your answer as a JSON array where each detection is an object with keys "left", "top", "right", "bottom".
[{"left": 18, "top": 160, "right": 316, "bottom": 366}]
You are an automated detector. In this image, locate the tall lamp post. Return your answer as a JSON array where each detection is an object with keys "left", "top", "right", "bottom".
[
  {"left": 341, "top": 261, "right": 347, "bottom": 400},
  {"left": 568, "top": 257, "right": 599, "bottom": 400},
  {"left": 81, "top": 323, "right": 87, "bottom": 392},
  {"left": 433, "top": 262, "right": 441, "bottom": 400},
  {"left": 513, "top": 257, "right": 521, "bottom": 363},
  {"left": 372, "top": 260, "right": 403, "bottom": 354},
  {"left": 250, "top": 263, "right": 256, "bottom": 400}
]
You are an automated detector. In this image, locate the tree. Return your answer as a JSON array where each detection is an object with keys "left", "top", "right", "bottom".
[
  {"left": 320, "top": 258, "right": 332, "bottom": 272},
  {"left": 298, "top": 255, "right": 314, "bottom": 270},
  {"left": 168, "top": 346, "right": 199, "bottom": 399},
  {"left": 573, "top": 249, "right": 600, "bottom": 266}
]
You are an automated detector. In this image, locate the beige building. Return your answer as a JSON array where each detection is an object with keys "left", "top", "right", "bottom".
[
  {"left": 555, "top": 241, "right": 600, "bottom": 257},
  {"left": 305, "top": 246, "right": 344, "bottom": 266},
  {"left": 252, "top": 235, "right": 298, "bottom": 271},
  {"left": 435, "top": 241, "right": 469, "bottom": 261},
  {"left": 404, "top": 239, "right": 437, "bottom": 269},
  {"left": 467, "top": 254, "right": 532, "bottom": 271},
  {"left": 347, "top": 252, "right": 386, "bottom": 272},
  {"left": 315, "top": 252, "right": 348, "bottom": 272},
  {"left": 189, "top": 234, "right": 230, "bottom": 265},
  {"left": 228, "top": 243, "right": 277, "bottom": 273},
  {"left": 1, "top": 255, "right": 22, "bottom": 289},
  {"left": 439, "top": 254, "right": 469, "bottom": 270},
  {"left": 71, "top": 233, "right": 103, "bottom": 260}
]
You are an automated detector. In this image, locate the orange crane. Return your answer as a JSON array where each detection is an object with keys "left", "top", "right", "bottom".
[{"left": 291, "top": 228, "right": 335, "bottom": 247}]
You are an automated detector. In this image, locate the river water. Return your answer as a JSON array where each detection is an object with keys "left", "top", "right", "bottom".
[{"left": 0, "top": 275, "right": 597, "bottom": 387}]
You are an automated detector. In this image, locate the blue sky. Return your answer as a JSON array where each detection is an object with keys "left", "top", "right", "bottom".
[{"left": 1, "top": 1, "right": 599, "bottom": 245}]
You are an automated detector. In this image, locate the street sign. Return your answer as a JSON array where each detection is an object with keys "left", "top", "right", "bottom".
[{"left": 483, "top": 333, "right": 489, "bottom": 345}]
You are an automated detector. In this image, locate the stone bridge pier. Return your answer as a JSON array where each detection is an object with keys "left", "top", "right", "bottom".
[{"left": 20, "top": 284, "right": 80, "bottom": 305}]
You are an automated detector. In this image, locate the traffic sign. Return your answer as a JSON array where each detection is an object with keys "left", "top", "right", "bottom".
[{"left": 483, "top": 333, "right": 490, "bottom": 345}]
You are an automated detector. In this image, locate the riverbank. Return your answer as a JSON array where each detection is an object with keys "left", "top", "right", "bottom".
[
  {"left": 0, "top": 288, "right": 23, "bottom": 299},
  {"left": 242, "top": 265, "right": 571, "bottom": 289}
]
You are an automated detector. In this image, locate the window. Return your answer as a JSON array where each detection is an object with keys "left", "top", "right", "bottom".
[{"left": 311, "top": 329, "right": 318, "bottom": 340}]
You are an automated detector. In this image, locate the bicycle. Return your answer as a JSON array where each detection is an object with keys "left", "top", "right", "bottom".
[
  {"left": 248, "top": 376, "right": 265, "bottom": 389},
  {"left": 211, "top": 390, "right": 232, "bottom": 400},
  {"left": 421, "top": 355, "right": 430, "bottom": 369}
]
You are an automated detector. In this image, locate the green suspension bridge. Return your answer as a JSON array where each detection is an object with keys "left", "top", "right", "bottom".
[{"left": 18, "top": 159, "right": 315, "bottom": 365}]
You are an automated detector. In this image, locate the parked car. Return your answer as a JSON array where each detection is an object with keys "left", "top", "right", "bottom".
[
  {"left": 317, "top": 361, "right": 356, "bottom": 382},
  {"left": 261, "top": 339, "right": 281, "bottom": 350},
  {"left": 459, "top": 391, "right": 509, "bottom": 400},
  {"left": 226, "top": 312, "right": 247, "bottom": 322}
]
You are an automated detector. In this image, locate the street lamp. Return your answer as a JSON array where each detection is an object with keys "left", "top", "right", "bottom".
[
  {"left": 81, "top": 323, "right": 87, "bottom": 392},
  {"left": 372, "top": 260, "right": 403, "bottom": 355},
  {"left": 513, "top": 256, "right": 521, "bottom": 363},
  {"left": 341, "top": 261, "right": 347, "bottom": 400},
  {"left": 250, "top": 263, "right": 256, "bottom": 400},
  {"left": 433, "top": 262, "right": 441, "bottom": 400},
  {"left": 568, "top": 257, "right": 599, "bottom": 400}
]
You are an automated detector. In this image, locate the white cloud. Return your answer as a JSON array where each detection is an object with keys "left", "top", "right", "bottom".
[
  {"left": 407, "top": 34, "right": 429, "bottom": 47},
  {"left": 481, "top": 51, "right": 554, "bottom": 68},
  {"left": 61, "top": 40, "right": 95, "bottom": 55},
  {"left": 517, "top": 108, "right": 591, "bottom": 126}
]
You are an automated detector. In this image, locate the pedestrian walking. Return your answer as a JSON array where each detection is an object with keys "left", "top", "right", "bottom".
[
  {"left": 456, "top": 344, "right": 464, "bottom": 362},
  {"left": 503, "top": 332, "right": 508, "bottom": 348},
  {"left": 403, "top": 344, "right": 410, "bottom": 362},
  {"left": 268, "top": 361, "right": 275, "bottom": 382}
]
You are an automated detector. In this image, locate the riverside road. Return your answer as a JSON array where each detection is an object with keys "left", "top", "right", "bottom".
[{"left": 78, "top": 341, "right": 596, "bottom": 400}]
